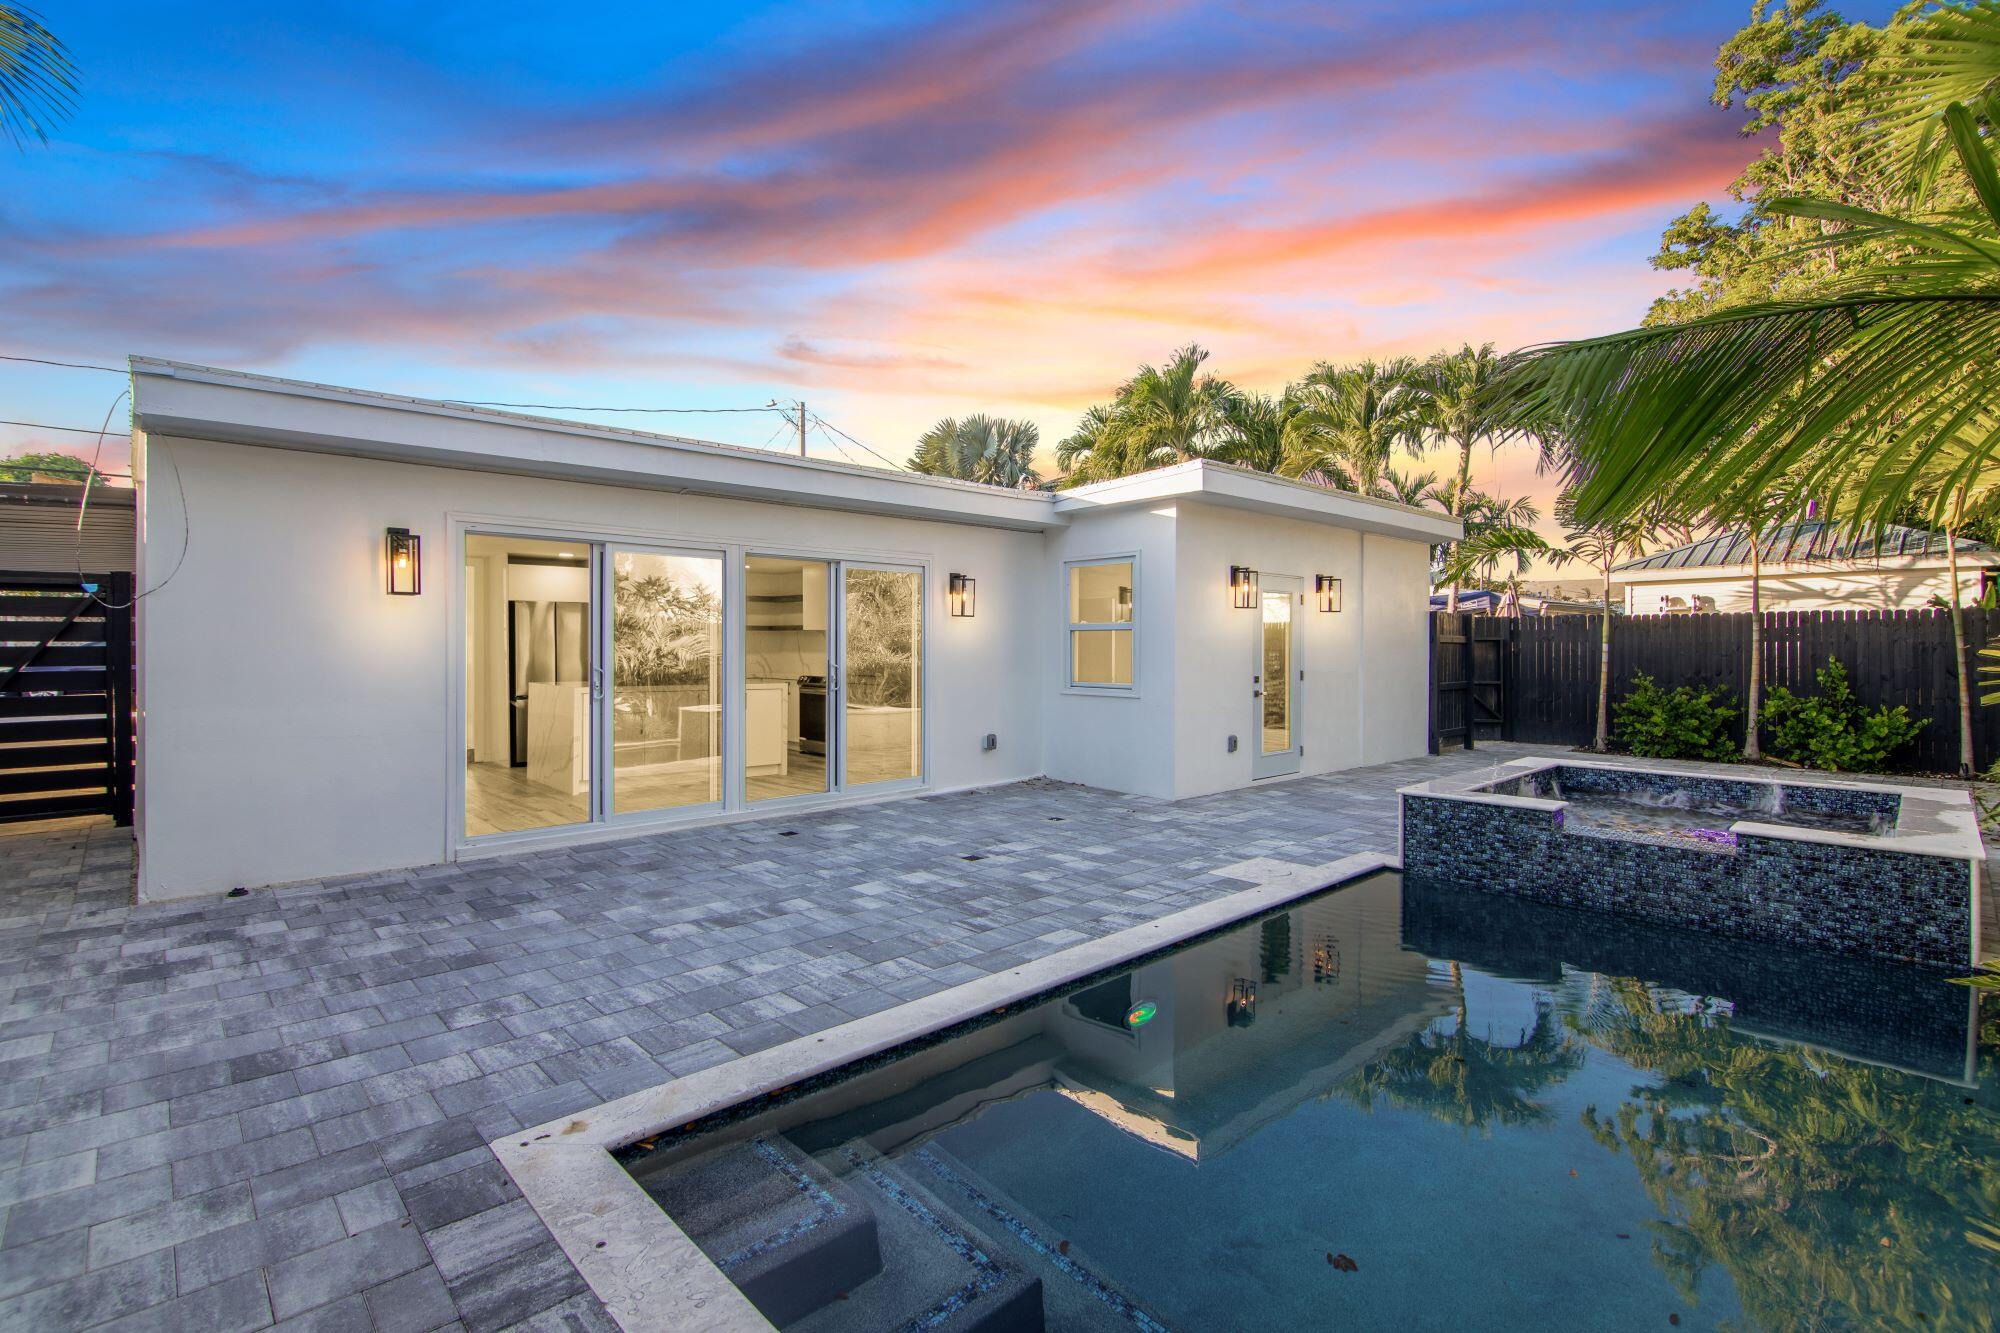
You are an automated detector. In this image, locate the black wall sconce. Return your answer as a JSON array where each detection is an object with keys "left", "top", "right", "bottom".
[
  {"left": 947, "top": 573, "right": 975, "bottom": 617},
  {"left": 1315, "top": 575, "right": 1341, "bottom": 613},
  {"left": 386, "top": 527, "right": 421, "bottom": 596},
  {"left": 1229, "top": 565, "right": 1258, "bottom": 609}
]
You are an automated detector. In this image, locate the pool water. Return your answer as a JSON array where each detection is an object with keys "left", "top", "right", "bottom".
[
  {"left": 1556, "top": 790, "right": 1889, "bottom": 847},
  {"left": 627, "top": 873, "right": 1997, "bottom": 1332}
]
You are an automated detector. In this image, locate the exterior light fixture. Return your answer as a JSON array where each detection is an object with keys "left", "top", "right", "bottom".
[
  {"left": 1316, "top": 575, "right": 1341, "bottom": 613},
  {"left": 385, "top": 527, "right": 421, "bottom": 596},
  {"left": 948, "top": 572, "right": 976, "bottom": 617},
  {"left": 1229, "top": 565, "right": 1258, "bottom": 610}
]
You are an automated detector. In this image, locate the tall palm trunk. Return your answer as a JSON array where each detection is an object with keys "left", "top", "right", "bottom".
[
  {"left": 1744, "top": 535, "right": 1763, "bottom": 761},
  {"left": 1595, "top": 559, "right": 1613, "bottom": 751},
  {"left": 1945, "top": 492, "right": 1975, "bottom": 778},
  {"left": 1444, "top": 439, "right": 1473, "bottom": 614}
]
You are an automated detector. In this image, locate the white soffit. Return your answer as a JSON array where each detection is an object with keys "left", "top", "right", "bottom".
[
  {"left": 1057, "top": 461, "right": 1464, "bottom": 544},
  {"left": 128, "top": 358, "right": 1060, "bottom": 533}
]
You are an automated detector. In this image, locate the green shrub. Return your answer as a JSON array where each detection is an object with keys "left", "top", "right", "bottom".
[
  {"left": 1612, "top": 673, "right": 1739, "bottom": 760},
  {"left": 1760, "top": 657, "right": 1925, "bottom": 772}
]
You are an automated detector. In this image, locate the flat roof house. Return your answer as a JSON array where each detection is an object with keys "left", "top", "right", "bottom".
[
  {"left": 127, "top": 359, "right": 1459, "bottom": 902},
  {"left": 1617, "top": 522, "right": 1999, "bottom": 615}
]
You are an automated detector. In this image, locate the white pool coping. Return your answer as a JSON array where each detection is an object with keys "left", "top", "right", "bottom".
[{"left": 492, "top": 851, "right": 1396, "bottom": 1333}]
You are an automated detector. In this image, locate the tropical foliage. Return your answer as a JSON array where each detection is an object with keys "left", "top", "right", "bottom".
[
  {"left": 906, "top": 414, "right": 1041, "bottom": 488},
  {"left": 1613, "top": 674, "right": 1741, "bottom": 761},
  {"left": 0, "top": 5, "right": 73, "bottom": 148},
  {"left": 1054, "top": 344, "right": 1238, "bottom": 484},
  {"left": 1760, "top": 656, "right": 1926, "bottom": 770},
  {"left": 0, "top": 449, "right": 99, "bottom": 482}
]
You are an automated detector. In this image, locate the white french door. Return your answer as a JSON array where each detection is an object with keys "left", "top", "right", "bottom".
[
  {"left": 1251, "top": 575, "right": 1303, "bottom": 780},
  {"left": 836, "top": 563, "right": 925, "bottom": 793}
]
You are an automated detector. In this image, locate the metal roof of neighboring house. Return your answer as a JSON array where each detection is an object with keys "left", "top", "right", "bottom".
[
  {"left": 0, "top": 481, "right": 136, "bottom": 574},
  {"left": 1613, "top": 522, "right": 1999, "bottom": 575}
]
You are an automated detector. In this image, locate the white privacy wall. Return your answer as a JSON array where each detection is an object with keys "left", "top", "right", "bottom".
[
  {"left": 134, "top": 435, "right": 1048, "bottom": 900},
  {"left": 1169, "top": 503, "right": 1431, "bottom": 797}
]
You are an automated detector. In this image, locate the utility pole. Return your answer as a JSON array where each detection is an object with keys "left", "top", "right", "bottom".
[{"left": 796, "top": 401, "right": 807, "bottom": 458}]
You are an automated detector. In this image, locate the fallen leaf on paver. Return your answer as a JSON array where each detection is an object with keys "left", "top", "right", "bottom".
[
  {"left": 563, "top": 1119, "right": 589, "bottom": 1135},
  {"left": 1669, "top": 1315, "right": 1680, "bottom": 1326},
  {"left": 1058, "top": 1241, "right": 1070, "bottom": 1256},
  {"left": 1328, "top": 1253, "right": 1358, "bottom": 1272}
]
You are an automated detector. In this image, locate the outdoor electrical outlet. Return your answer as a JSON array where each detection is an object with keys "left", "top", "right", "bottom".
[
  {"left": 982, "top": 733, "right": 998, "bottom": 751},
  {"left": 1227, "top": 735, "right": 1238, "bottom": 753}
]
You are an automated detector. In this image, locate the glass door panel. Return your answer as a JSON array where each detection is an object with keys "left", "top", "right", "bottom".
[
  {"left": 746, "top": 555, "right": 831, "bottom": 802},
  {"left": 610, "top": 548, "right": 724, "bottom": 815},
  {"left": 463, "top": 533, "right": 594, "bottom": 835},
  {"left": 1253, "top": 578, "right": 1301, "bottom": 779},
  {"left": 841, "top": 566, "right": 922, "bottom": 787}
]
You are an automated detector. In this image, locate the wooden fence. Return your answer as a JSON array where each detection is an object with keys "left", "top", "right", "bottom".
[
  {"left": 1433, "top": 607, "right": 1997, "bottom": 773},
  {"left": 0, "top": 572, "right": 134, "bottom": 824}
]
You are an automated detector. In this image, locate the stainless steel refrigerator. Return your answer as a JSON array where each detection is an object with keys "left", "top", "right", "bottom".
[{"left": 508, "top": 599, "right": 588, "bottom": 766}]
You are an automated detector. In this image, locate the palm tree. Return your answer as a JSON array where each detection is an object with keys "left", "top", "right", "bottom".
[
  {"left": 1281, "top": 358, "right": 1424, "bottom": 498},
  {"left": 1212, "top": 391, "right": 1291, "bottom": 473},
  {"left": 1494, "top": 3, "right": 2000, "bottom": 581},
  {"left": 1053, "top": 345, "right": 1238, "bottom": 486},
  {"left": 1408, "top": 344, "right": 1506, "bottom": 611},
  {"left": 1379, "top": 467, "right": 1439, "bottom": 509},
  {"left": 906, "top": 415, "right": 1042, "bottom": 488},
  {"left": 1555, "top": 490, "right": 1658, "bottom": 751},
  {"left": 1, "top": 6, "right": 74, "bottom": 148}
]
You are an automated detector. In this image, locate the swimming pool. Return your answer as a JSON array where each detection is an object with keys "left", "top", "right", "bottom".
[{"left": 596, "top": 870, "right": 1994, "bottom": 1331}]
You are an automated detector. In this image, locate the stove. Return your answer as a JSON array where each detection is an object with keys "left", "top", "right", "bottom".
[{"left": 797, "top": 675, "right": 827, "bottom": 755}]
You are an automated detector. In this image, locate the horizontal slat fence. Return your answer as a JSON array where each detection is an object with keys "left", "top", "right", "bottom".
[
  {"left": 1472, "top": 607, "right": 1995, "bottom": 773},
  {"left": 0, "top": 572, "right": 134, "bottom": 824}
]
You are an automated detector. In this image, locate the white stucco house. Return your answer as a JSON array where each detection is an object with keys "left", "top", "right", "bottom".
[
  {"left": 1617, "top": 523, "right": 1998, "bottom": 616},
  {"left": 126, "top": 359, "right": 1458, "bottom": 902}
]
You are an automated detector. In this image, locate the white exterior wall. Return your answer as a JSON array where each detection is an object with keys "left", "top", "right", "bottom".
[
  {"left": 1621, "top": 565, "right": 1988, "bottom": 615},
  {"left": 1170, "top": 504, "right": 1429, "bottom": 798},
  {"left": 135, "top": 435, "right": 1047, "bottom": 900},
  {"left": 1039, "top": 505, "right": 1179, "bottom": 799}
]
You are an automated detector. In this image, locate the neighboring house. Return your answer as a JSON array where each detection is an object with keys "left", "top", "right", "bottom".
[
  {"left": 1615, "top": 523, "right": 1998, "bottom": 616},
  {"left": 0, "top": 480, "right": 135, "bottom": 573},
  {"left": 127, "top": 359, "right": 1458, "bottom": 902},
  {"left": 1427, "top": 589, "right": 1603, "bottom": 617}
]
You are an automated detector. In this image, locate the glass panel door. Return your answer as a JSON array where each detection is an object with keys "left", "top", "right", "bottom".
[
  {"left": 463, "top": 533, "right": 595, "bottom": 835},
  {"left": 1253, "top": 577, "right": 1301, "bottom": 779},
  {"left": 840, "top": 566, "right": 923, "bottom": 787},
  {"left": 746, "top": 555, "right": 831, "bottom": 802},
  {"left": 609, "top": 548, "right": 724, "bottom": 815}
]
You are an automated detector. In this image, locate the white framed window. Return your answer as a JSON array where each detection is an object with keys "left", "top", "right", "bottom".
[{"left": 1066, "top": 557, "right": 1135, "bottom": 688}]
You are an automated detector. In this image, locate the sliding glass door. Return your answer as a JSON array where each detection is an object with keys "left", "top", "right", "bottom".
[
  {"left": 840, "top": 565, "right": 923, "bottom": 788},
  {"left": 609, "top": 547, "right": 724, "bottom": 815},
  {"left": 463, "top": 534, "right": 926, "bottom": 841}
]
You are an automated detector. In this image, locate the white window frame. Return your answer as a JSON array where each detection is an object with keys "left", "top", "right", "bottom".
[{"left": 1064, "top": 554, "right": 1138, "bottom": 692}]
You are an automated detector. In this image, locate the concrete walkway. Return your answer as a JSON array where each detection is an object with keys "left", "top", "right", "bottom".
[{"left": 0, "top": 745, "right": 1988, "bottom": 1331}]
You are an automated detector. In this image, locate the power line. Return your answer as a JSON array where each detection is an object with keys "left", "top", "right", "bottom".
[
  {"left": 0, "top": 418, "right": 136, "bottom": 438},
  {"left": 0, "top": 354, "right": 126, "bottom": 374},
  {"left": 809, "top": 413, "right": 902, "bottom": 470}
]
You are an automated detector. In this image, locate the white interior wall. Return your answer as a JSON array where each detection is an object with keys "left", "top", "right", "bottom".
[
  {"left": 1039, "top": 506, "right": 1179, "bottom": 799},
  {"left": 136, "top": 435, "right": 1047, "bottom": 900}
]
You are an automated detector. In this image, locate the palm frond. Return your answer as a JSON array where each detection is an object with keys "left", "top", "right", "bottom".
[{"left": 0, "top": 5, "right": 75, "bottom": 148}]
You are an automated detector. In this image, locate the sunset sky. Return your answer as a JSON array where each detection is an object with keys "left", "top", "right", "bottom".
[{"left": 2, "top": 0, "right": 1896, "bottom": 534}]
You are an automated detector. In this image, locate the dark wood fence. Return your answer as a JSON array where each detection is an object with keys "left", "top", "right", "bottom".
[
  {"left": 0, "top": 572, "right": 134, "bottom": 824},
  {"left": 1433, "top": 607, "right": 1997, "bottom": 773}
]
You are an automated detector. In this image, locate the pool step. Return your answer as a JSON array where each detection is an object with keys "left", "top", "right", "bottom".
[
  {"left": 789, "top": 1140, "right": 1045, "bottom": 1333},
  {"left": 637, "top": 1135, "right": 882, "bottom": 1328},
  {"left": 906, "top": 1141, "right": 1168, "bottom": 1333}
]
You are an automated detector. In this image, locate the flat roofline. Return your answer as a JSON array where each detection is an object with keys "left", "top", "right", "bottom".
[
  {"left": 129, "top": 357, "right": 1062, "bottom": 532},
  {"left": 1058, "top": 459, "right": 1463, "bottom": 544}
]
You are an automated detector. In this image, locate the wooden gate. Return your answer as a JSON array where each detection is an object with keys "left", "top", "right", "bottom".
[
  {"left": 0, "top": 572, "right": 134, "bottom": 824},
  {"left": 1429, "top": 613, "right": 1511, "bottom": 752}
]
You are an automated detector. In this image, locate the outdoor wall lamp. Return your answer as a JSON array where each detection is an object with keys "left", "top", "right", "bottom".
[
  {"left": 1230, "top": 565, "right": 1258, "bottom": 609},
  {"left": 1316, "top": 575, "right": 1342, "bottom": 613},
  {"left": 386, "top": 527, "right": 421, "bottom": 596},
  {"left": 948, "top": 572, "right": 975, "bottom": 617}
]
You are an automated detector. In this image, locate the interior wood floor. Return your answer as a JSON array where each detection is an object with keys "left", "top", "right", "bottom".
[{"left": 464, "top": 753, "right": 843, "bottom": 837}]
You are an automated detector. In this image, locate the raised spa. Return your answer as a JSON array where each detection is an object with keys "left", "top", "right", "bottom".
[{"left": 1399, "top": 757, "right": 1984, "bottom": 967}]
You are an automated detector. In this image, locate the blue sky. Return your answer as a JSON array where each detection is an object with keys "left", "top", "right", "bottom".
[{"left": 1, "top": 0, "right": 1899, "bottom": 493}]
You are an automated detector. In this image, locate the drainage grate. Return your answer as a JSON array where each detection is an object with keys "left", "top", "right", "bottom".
[
  {"left": 779, "top": 830, "right": 799, "bottom": 837},
  {"left": 961, "top": 853, "right": 987, "bottom": 862}
]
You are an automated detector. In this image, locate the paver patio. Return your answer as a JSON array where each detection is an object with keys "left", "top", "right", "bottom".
[{"left": 0, "top": 745, "right": 1988, "bottom": 1331}]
